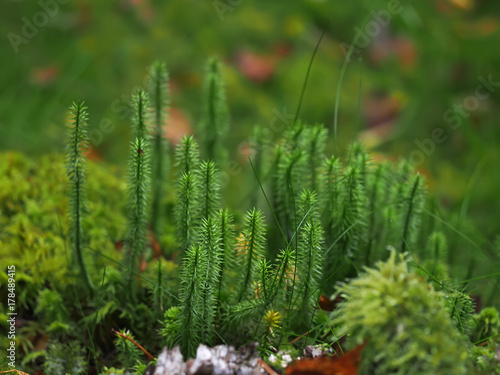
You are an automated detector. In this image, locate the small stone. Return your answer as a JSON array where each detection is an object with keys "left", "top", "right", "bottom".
[
  {"left": 156, "top": 343, "right": 262, "bottom": 375},
  {"left": 154, "top": 346, "right": 186, "bottom": 375}
]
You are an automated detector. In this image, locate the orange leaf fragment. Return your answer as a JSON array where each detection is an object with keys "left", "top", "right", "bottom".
[
  {"left": 285, "top": 342, "right": 365, "bottom": 375},
  {"left": 318, "top": 295, "right": 343, "bottom": 312}
]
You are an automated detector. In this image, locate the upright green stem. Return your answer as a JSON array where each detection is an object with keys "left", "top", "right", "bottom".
[
  {"left": 149, "top": 61, "right": 170, "bottom": 238},
  {"left": 66, "top": 102, "right": 94, "bottom": 294}
]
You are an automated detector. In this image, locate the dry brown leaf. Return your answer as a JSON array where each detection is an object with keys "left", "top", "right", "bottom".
[
  {"left": 285, "top": 343, "right": 365, "bottom": 375},
  {"left": 318, "top": 295, "right": 343, "bottom": 312}
]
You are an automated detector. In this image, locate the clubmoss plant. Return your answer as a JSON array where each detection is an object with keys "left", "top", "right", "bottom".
[
  {"left": 267, "top": 245, "right": 295, "bottom": 324},
  {"left": 294, "top": 192, "right": 324, "bottom": 329},
  {"left": 217, "top": 209, "right": 235, "bottom": 301},
  {"left": 198, "top": 217, "right": 222, "bottom": 343},
  {"left": 324, "top": 164, "right": 366, "bottom": 287},
  {"left": 177, "top": 244, "right": 208, "bottom": 358},
  {"left": 8, "top": 57, "right": 500, "bottom": 373},
  {"left": 124, "top": 137, "right": 151, "bottom": 296},
  {"left": 198, "top": 160, "right": 221, "bottom": 220},
  {"left": 248, "top": 125, "right": 271, "bottom": 208},
  {"left": 148, "top": 259, "right": 170, "bottom": 320},
  {"left": 424, "top": 231, "right": 449, "bottom": 277},
  {"left": 66, "top": 101, "right": 95, "bottom": 294},
  {"left": 321, "top": 155, "right": 342, "bottom": 244},
  {"left": 175, "top": 135, "right": 201, "bottom": 250},
  {"left": 114, "top": 329, "right": 144, "bottom": 370},
  {"left": 401, "top": 174, "right": 426, "bottom": 252},
  {"left": 131, "top": 89, "right": 151, "bottom": 141},
  {"left": 175, "top": 172, "right": 200, "bottom": 251},
  {"left": 303, "top": 124, "right": 328, "bottom": 192},
  {"left": 200, "top": 56, "right": 229, "bottom": 163},
  {"left": 427, "top": 231, "right": 447, "bottom": 263},
  {"left": 274, "top": 148, "right": 305, "bottom": 237},
  {"left": 148, "top": 61, "right": 170, "bottom": 239},
  {"left": 236, "top": 209, "right": 267, "bottom": 302},
  {"left": 175, "top": 134, "right": 200, "bottom": 176},
  {"left": 365, "top": 163, "right": 387, "bottom": 265}
]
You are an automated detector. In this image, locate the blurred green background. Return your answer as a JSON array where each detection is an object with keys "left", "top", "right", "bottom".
[{"left": 1, "top": 0, "right": 499, "bottom": 239}]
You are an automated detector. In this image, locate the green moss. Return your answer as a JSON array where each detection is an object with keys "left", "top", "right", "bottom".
[
  {"left": 333, "top": 250, "right": 470, "bottom": 374},
  {"left": 0, "top": 151, "right": 126, "bottom": 349}
]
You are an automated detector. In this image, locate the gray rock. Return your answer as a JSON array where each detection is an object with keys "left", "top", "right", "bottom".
[
  {"left": 155, "top": 346, "right": 186, "bottom": 375},
  {"left": 154, "top": 343, "right": 263, "bottom": 375}
]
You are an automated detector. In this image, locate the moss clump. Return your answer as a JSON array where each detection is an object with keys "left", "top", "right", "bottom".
[
  {"left": 0, "top": 151, "right": 126, "bottom": 352},
  {"left": 333, "top": 250, "right": 470, "bottom": 374}
]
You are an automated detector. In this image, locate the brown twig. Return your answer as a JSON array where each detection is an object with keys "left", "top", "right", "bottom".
[
  {"left": 289, "top": 331, "right": 310, "bottom": 345},
  {"left": 111, "top": 329, "right": 155, "bottom": 362},
  {"left": 258, "top": 359, "right": 280, "bottom": 375}
]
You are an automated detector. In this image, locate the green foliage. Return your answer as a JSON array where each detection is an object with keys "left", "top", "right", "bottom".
[
  {"left": 198, "top": 160, "right": 221, "bottom": 220},
  {"left": 333, "top": 250, "right": 470, "bottom": 374},
  {"left": 35, "top": 289, "right": 71, "bottom": 334},
  {"left": 177, "top": 244, "right": 208, "bottom": 358},
  {"left": 303, "top": 125, "right": 328, "bottom": 192},
  {"left": 274, "top": 148, "right": 305, "bottom": 236},
  {"left": 131, "top": 90, "right": 151, "bottom": 141},
  {"left": 4, "top": 57, "right": 500, "bottom": 372},
  {"left": 297, "top": 189, "right": 320, "bottom": 225},
  {"left": 321, "top": 155, "right": 342, "bottom": 244},
  {"left": 65, "top": 101, "right": 94, "bottom": 293},
  {"left": 147, "top": 259, "right": 174, "bottom": 320},
  {"left": 198, "top": 217, "right": 222, "bottom": 343},
  {"left": 427, "top": 231, "right": 448, "bottom": 264},
  {"left": 469, "top": 307, "right": 500, "bottom": 374},
  {"left": 43, "top": 340, "right": 86, "bottom": 375},
  {"left": 148, "top": 61, "right": 170, "bottom": 240},
  {"left": 295, "top": 220, "right": 324, "bottom": 328},
  {"left": 248, "top": 125, "right": 272, "bottom": 208},
  {"left": 114, "top": 329, "right": 143, "bottom": 370},
  {"left": 471, "top": 307, "right": 500, "bottom": 344},
  {"left": 291, "top": 190, "right": 324, "bottom": 329},
  {"left": 160, "top": 306, "right": 181, "bottom": 348},
  {"left": 400, "top": 174, "right": 426, "bottom": 252},
  {"left": 175, "top": 135, "right": 200, "bottom": 176},
  {"left": 448, "top": 289, "right": 476, "bottom": 336},
  {"left": 217, "top": 209, "right": 235, "bottom": 301},
  {"left": 99, "top": 367, "right": 125, "bottom": 375},
  {"left": 200, "top": 57, "right": 229, "bottom": 163},
  {"left": 132, "top": 361, "right": 149, "bottom": 375},
  {"left": 236, "top": 209, "right": 266, "bottom": 302},
  {"left": 124, "top": 137, "right": 151, "bottom": 295},
  {"left": 175, "top": 172, "right": 200, "bottom": 250},
  {"left": 175, "top": 136, "right": 201, "bottom": 250},
  {"left": 364, "top": 163, "right": 387, "bottom": 265},
  {"left": 0, "top": 150, "right": 126, "bottom": 368},
  {"left": 339, "top": 165, "right": 366, "bottom": 258}
]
